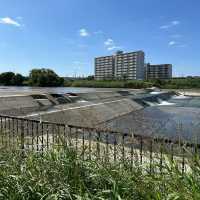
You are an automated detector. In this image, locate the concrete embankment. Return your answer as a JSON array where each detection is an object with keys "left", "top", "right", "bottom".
[
  {"left": 0, "top": 90, "right": 179, "bottom": 129},
  {"left": 0, "top": 95, "right": 43, "bottom": 116},
  {"left": 28, "top": 98, "right": 143, "bottom": 127}
]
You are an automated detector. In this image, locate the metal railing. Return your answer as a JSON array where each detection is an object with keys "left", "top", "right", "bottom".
[{"left": 0, "top": 114, "right": 199, "bottom": 173}]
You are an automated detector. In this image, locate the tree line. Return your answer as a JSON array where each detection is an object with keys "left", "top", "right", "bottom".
[
  {"left": 0, "top": 69, "right": 64, "bottom": 87},
  {"left": 1, "top": 68, "right": 200, "bottom": 89}
]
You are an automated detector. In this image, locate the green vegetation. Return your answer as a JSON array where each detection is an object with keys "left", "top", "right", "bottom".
[
  {"left": 0, "top": 148, "right": 200, "bottom": 199},
  {"left": 0, "top": 69, "right": 64, "bottom": 87},
  {"left": 65, "top": 77, "right": 200, "bottom": 89},
  {"left": 29, "top": 69, "right": 64, "bottom": 87},
  {"left": 0, "top": 72, "right": 25, "bottom": 86},
  {"left": 152, "top": 78, "right": 200, "bottom": 89},
  {"left": 65, "top": 80, "right": 154, "bottom": 88},
  {"left": 1, "top": 68, "right": 200, "bottom": 89}
]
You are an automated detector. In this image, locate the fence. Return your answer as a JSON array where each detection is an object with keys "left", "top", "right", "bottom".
[{"left": 0, "top": 114, "right": 199, "bottom": 173}]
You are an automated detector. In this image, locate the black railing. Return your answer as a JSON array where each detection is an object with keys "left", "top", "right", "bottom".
[{"left": 0, "top": 114, "right": 198, "bottom": 173}]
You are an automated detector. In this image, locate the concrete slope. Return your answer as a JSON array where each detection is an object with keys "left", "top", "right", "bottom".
[
  {"left": 28, "top": 98, "right": 143, "bottom": 127},
  {"left": 0, "top": 95, "right": 41, "bottom": 116}
]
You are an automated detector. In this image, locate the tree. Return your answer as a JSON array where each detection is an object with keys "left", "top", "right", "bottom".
[
  {"left": 12, "top": 73, "right": 25, "bottom": 86},
  {"left": 0, "top": 72, "right": 15, "bottom": 85},
  {"left": 29, "top": 68, "right": 64, "bottom": 87},
  {"left": 87, "top": 75, "right": 94, "bottom": 81},
  {"left": 0, "top": 72, "right": 25, "bottom": 86}
]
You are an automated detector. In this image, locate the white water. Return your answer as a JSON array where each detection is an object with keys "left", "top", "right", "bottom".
[
  {"left": 157, "top": 100, "right": 175, "bottom": 106},
  {"left": 172, "top": 95, "right": 191, "bottom": 99},
  {"left": 149, "top": 91, "right": 162, "bottom": 94},
  {"left": 77, "top": 100, "right": 88, "bottom": 103},
  {"left": 144, "top": 98, "right": 175, "bottom": 106}
]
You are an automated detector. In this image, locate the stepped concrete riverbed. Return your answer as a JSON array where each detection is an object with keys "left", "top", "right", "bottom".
[{"left": 1, "top": 86, "right": 200, "bottom": 143}]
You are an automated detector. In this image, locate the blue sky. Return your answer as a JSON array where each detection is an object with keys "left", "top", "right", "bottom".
[{"left": 0, "top": 0, "right": 199, "bottom": 77}]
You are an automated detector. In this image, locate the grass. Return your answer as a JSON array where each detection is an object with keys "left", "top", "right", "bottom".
[
  {"left": 64, "top": 78, "right": 200, "bottom": 89},
  {"left": 65, "top": 80, "right": 154, "bottom": 89},
  {"left": 0, "top": 147, "right": 200, "bottom": 199}
]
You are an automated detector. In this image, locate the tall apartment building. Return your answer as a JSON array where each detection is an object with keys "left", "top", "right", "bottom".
[
  {"left": 146, "top": 64, "right": 172, "bottom": 79},
  {"left": 95, "top": 50, "right": 145, "bottom": 80},
  {"left": 95, "top": 55, "right": 115, "bottom": 80}
]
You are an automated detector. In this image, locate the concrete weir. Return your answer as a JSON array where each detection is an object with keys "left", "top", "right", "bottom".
[
  {"left": 0, "top": 90, "right": 179, "bottom": 130},
  {"left": 1, "top": 88, "right": 200, "bottom": 143}
]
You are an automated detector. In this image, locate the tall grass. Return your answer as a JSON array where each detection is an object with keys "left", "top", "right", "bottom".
[{"left": 0, "top": 147, "right": 200, "bottom": 199}]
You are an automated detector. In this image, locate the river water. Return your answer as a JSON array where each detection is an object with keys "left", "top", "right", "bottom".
[{"left": 0, "top": 86, "right": 122, "bottom": 96}]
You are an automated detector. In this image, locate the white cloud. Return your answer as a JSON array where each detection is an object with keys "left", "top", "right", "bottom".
[
  {"left": 160, "top": 20, "right": 180, "bottom": 29},
  {"left": 107, "top": 46, "right": 121, "bottom": 51},
  {"left": 104, "top": 38, "right": 122, "bottom": 51},
  {"left": 104, "top": 38, "right": 114, "bottom": 46},
  {"left": 168, "top": 41, "right": 176, "bottom": 46},
  {"left": 160, "top": 25, "right": 171, "bottom": 29},
  {"left": 79, "top": 28, "right": 90, "bottom": 37},
  {"left": 168, "top": 41, "right": 187, "bottom": 48},
  {"left": 171, "top": 20, "right": 180, "bottom": 25},
  {"left": 0, "top": 17, "right": 21, "bottom": 27}
]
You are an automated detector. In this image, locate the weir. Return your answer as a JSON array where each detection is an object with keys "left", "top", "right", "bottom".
[{"left": 0, "top": 89, "right": 200, "bottom": 143}]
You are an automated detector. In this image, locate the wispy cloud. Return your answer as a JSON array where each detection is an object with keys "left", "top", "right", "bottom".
[
  {"left": 168, "top": 40, "right": 187, "bottom": 48},
  {"left": 104, "top": 38, "right": 122, "bottom": 51},
  {"left": 177, "top": 44, "right": 187, "bottom": 48},
  {"left": 168, "top": 41, "right": 177, "bottom": 46},
  {"left": 0, "top": 17, "right": 21, "bottom": 27},
  {"left": 79, "top": 28, "right": 90, "bottom": 37},
  {"left": 107, "top": 46, "right": 122, "bottom": 51},
  {"left": 94, "top": 30, "right": 104, "bottom": 35},
  {"left": 104, "top": 38, "right": 114, "bottom": 46},
  {"left": 160, "top": 20, "right": 180, "bottom": 29},
  {"left": 171, "top": 20, "right": 180, "bottom": 25},
  {"left": 170, "top": 34, "right": 182, "bottom": 38}
]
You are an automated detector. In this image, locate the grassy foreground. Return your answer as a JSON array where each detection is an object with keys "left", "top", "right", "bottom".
[{"left": 0, "top": 148, "right": 200, "bottom": 199}]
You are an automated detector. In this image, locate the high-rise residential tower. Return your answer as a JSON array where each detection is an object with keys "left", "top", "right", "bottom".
[{"left": 95, "top": 50, "right": 145, "bottom": 80}]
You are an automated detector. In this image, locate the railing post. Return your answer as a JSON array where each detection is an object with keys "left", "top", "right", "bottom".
[
  {"left": 36, "top": 122, "right": 39, "bottom": 152},
  {"left": 149, "top": 139, "right": 153, "bottom": 174},
  {"left": 96, "top": 131, "right": 100, "bottom": 160},
  {"left": 89, "top": 130, "right": 92, "bottom": 160},
  {"left": 140, "top": 136, "right": 143, "bottom": 165},
  {"left": 114, "top": 135, "right": 117, "bottom": 163},
  {"left": 130, "top": 133, "right": 134, "bottom": 170},
  {"left": 0, "top": 116, "right": 3, "bottom": 146},
  {"left": 160, "top": 142, "right": 163, "bottom": 173},
  {"left": 46, "top": 124, "right": 49, "bottom": 150},
  {"left": 82, "top": 128, "right": 85, "bottom": 160},
  {"left": 106, "top": 133, "right": 109, "bottom": 163},
  {"left": 182, "top": 145, "right": 185, "bottom": 174},
  {"left": 31, "top": 121, "right": 34, "bottom": 151},
  {"left": 21, "top": 120, "right": 25, "bottom": 153},
  {"left": 122, "top": 134, "right": 125, "bottom": 165}
]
